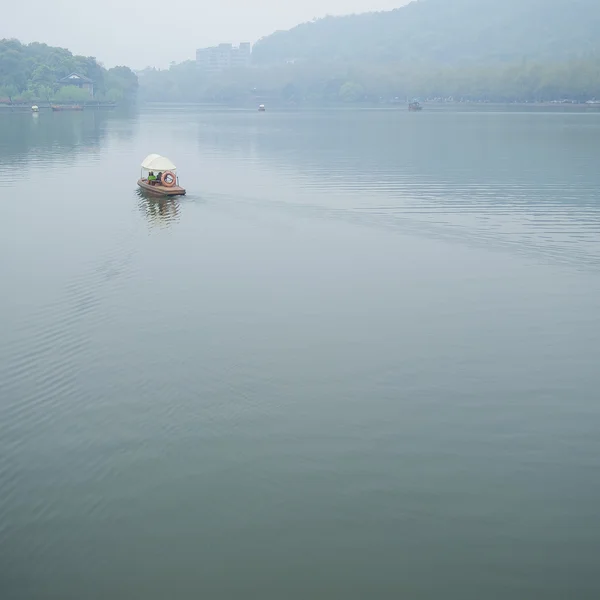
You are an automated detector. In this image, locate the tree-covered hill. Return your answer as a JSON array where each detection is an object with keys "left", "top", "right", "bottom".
[
  {"left": 0, "top": 39, "right": 138, "bottom": 103},
  {"left": 138, "top": 56, "right": 600, "bottom": 105},
  {"left": 252, "top": 0, "right": 600, "bottom": 66}
]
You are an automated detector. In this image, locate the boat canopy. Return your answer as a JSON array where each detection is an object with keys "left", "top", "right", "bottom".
[{"left": 141, "top": 154, "right": 177, "bottom": 173}]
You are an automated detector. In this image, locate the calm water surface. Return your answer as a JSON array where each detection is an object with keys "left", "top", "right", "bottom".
[{"left": 1, "top": 107, "right": 600, "bottom": 598}]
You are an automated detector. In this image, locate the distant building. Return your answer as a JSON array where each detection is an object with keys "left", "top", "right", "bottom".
[
  {"left": 232, "top": 42, "right": 251, "bottom": 68},
  {"left": 57, "top": 72, "right": 94, "bottom": 97},
  {"left": 196, "top": 43, "right": 251, "bottom": 73}
]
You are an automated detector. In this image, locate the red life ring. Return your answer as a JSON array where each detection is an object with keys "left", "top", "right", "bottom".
[{"left": 161, "top": 171, "right": 176, "bottom": 187}]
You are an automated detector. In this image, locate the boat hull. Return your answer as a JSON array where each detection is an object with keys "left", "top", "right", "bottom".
[{"left": 137, "top": 179, "right": 186, "bottom": 196}]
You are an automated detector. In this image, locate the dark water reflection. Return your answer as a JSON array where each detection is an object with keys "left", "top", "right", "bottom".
[
  {"left": 137, "top": 191, "right": 181, "bottom": 228},
  {"left": 0, "top": 109, "right": 138, "bottom": 187},
  {"left": 1, "top": 107, "right": 600, "bottom": 600}
]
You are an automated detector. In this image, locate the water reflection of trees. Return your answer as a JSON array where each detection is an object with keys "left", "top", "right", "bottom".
[
  {"left": 137, "top": 191, "right": 181, "bottom": 228},
  {"left": 0, "top": 109, "right": 137, "bottom": 169}
]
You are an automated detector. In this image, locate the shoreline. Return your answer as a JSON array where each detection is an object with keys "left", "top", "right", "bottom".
[
  {"left": 0, "top": 101, "right": 118, "bottom": 112},
  {"left": 4, "top": 100, "right": 600, "bottom": 113},
  {"left": 139, "top": 100, "right": 600, "bottom": 112}
]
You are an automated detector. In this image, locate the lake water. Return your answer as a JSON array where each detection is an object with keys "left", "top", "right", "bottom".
[{"left": 1, "top": 106, "right": 600, "bottom": 599}]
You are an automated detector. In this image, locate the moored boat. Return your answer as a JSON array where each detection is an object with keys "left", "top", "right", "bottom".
[
  {"left": 408, "top": 101, "right": 423, "bottom": 111},
  {"left": 258, "top": 104, "right": 266, "bottom": 112},
  {"left": 137, "top": 154, "right": 186, "bottom": 196}
]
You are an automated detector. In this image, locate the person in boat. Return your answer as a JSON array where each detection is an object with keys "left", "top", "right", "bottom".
[
  {"left": 156, "top": 172, "right": 163, "bottom": 185},
  {"left": 148, "top": 171, "right": 157, "bottom": 185}
]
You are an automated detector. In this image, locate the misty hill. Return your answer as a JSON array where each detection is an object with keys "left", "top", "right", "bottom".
[{"left": 252, "top": 0, "right": 600, "bottom": 66}]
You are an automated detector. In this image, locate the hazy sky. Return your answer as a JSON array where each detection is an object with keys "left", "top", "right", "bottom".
[{"left": 1, "top": 0, "right": 410, "bottom": 69}]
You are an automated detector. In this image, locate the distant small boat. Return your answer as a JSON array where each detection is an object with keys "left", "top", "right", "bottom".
[
  {"left": 408, "top": 101, "right": 423, "bottom": 111},
  {"left": 31, "top": 105, "right": 39, "bottom": 112},
  {"left": 51, "top": 105, "right": 83, "bottom": 112},
  {"left": 138, "top": 154, "right": 186, "bottom": 197},
  {"left": 258, "top": 104, "right": 266, "bottom": 112}
]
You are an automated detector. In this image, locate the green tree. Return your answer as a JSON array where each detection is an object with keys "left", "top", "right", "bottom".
[
  {"left": 104, "top": 88, "right": 124, "bottom": 102},
  {"left": 31, "top": 64, "right": 55, "bottom": 87},
  {"left": 105, "top": 66, "right": 138, "bottom": 98},
  {"left": 36, "top": 85, "right": 54, "bottom": 103},
  {"left": 53, "top": 85, "right": 92, "bottom": 102},
  {"left": 0, "top": 83, "right": 18, "bottom": 103},
  {"left": 0, "top": 47, "right": 27, "bottom": 90}
]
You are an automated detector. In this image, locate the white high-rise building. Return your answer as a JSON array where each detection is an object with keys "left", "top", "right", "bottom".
[{"left": 196, "top": 43, "right": 252, "bottom": 73}]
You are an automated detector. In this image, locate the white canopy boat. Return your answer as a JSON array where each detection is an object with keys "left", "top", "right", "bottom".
[{"left": 138, "top": 154, "right": 186, "bottom": 196}]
